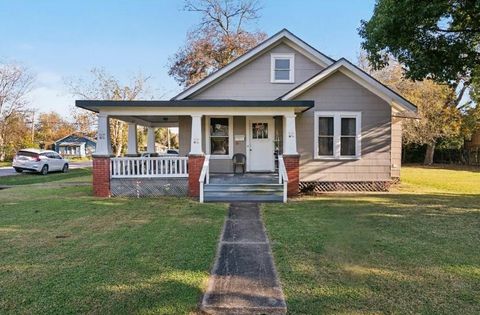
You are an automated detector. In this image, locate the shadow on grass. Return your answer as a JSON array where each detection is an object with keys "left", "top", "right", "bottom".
[
  {"left": 263, "top": 192, "right": 480, "bottom": 314},
  {"left": 404, "top": 163, "right": 480, "bottom": 173}
]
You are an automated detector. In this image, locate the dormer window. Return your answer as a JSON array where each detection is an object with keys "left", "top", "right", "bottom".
[{"left": 271, "top": 53, "right": 294, "bottom": 83}]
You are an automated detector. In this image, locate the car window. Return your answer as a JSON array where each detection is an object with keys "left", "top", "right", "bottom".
[
  {"left": 53, "top": 153, "right": 62, "bottom": 159},
  {"left": 17, "top": 151, "right": 39, "bottom": 158}
]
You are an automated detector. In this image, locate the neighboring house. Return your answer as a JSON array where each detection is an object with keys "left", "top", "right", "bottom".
[
  {"left": 77, "top": 29, "right": 417, "bottom": 202},
  {"left": 54, "top": 133, "right": 96, "bottom": 157}
]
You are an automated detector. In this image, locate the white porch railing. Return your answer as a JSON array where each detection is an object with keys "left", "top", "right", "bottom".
[
  {"left": 278, "top": 155, "right": 289, "bottom": 203},
  {"left": 199, "top": 155, "right": 211, "bottom": 203},
  {"left": 111, "top": 156, "right": 188, "bottom": 178}
]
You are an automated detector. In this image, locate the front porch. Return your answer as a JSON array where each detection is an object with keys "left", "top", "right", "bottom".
[{"left": 77, "top": 100, "right": 311, "bottom": 202}]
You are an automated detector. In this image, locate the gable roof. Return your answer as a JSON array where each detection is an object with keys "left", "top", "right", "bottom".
[
  {"left": 172, "top": 29, "right": 335, "bottom": 100},
  {"left": 280, "top": 58, "right": 418, "bottom": 113},
  {"left": 54, "top": 133, "right": 96, "bottom": 144}
]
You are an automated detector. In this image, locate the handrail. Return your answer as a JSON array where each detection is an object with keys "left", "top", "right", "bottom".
[
  {"left": 199, "top": 155, "right": 210, "bottom": 203},
  {"left": 278, "top": 155, "right": 288, "bottom": 203}
]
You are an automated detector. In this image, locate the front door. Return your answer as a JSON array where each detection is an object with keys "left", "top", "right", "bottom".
[{"left": 247, "top": 117, "right": 275, "bottom": 172}]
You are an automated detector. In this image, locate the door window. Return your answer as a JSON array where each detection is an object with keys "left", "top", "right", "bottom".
[{"left": 252, "top": 123, "right": 269, "bottom": 139}]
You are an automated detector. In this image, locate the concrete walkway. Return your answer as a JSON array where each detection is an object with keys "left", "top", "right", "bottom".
[{"left": 202, "top": 203, "right": 287, "bottom": 315}]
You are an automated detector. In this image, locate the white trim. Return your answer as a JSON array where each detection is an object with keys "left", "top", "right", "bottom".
[
  {"left": 271, "top": 53, "right": 295, "bottom": 83},
  {"left": 99, "top": 107, "right": 296, "bottom": 117},
  {"left": 314, "top": 111, "right": 362, "bottom": 160},
  {"left": 281, "top": 59, "right": 417, "bottom": 114},
  {"left": 172, "top": 29, "right": 333, "bottom": 100},
  {"left": 205, "top": 116, "right": 234, "bottom": 159}
]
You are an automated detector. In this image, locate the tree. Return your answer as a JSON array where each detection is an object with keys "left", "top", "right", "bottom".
[
  {"left": 0, "top": 62, "right": 34, "bottom": 161},
  {"left": 359, "top": 1, "right": 480, "bottom": 163},
  {"left": 35, "top": 112, "right": 75, "bottom": 148},
  {"left": 169, "top": 0, "right": 266, "bottom": 87},
  {"left": 360, "top": 57, "right": 462, "bottom": 164},
  {"left": 156, "top": 128, "right": 179, "bottom": 149},
  {"left": 359, "top": 0, "right": 480, "bottom": 84},
  {"left": 70, "top": 106, "right": 96, "bottom": 137},
  {"left": 67, "top": 68, "right": 151, "bottom": 156}
]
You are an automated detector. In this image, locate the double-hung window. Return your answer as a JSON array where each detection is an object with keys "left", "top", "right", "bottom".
[
  {"left": 314, "top": 111, "right": 361, "bottom": 159},
  {"left": 206, "top": 116, "right": 233, "bottom": 158},
  {"left": 271, "top": 53, "right": 294, "bottom": 83}
]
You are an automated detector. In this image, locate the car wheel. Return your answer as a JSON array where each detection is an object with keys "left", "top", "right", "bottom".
[
  {"left": 14, "top": 168, "right": 23, "bottom": 173},
  {"left": 62, "top": 163, "right": 69, "bottom": 173},
  {"left": 40, "top": 165, "right": 48, "bottom": 175}
]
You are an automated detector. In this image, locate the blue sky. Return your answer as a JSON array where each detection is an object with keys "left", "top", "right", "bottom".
[{"left": 0, "top": 0, "right": 376, "bottom": 117}]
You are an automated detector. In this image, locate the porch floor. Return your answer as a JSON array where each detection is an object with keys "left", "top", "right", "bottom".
[{"left": 209, "top": 172, "right": 279, "bottom": 185}]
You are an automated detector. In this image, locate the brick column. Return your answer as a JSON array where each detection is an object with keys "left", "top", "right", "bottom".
[
  {"left": 188, "top": 154, "right": 205, "bottom": 198},
  {"left": 283, "top": 154, "right": 300, "bottom": 197},
  {"left": 92, "top": 156, "right": 111, "bottom": 197}
]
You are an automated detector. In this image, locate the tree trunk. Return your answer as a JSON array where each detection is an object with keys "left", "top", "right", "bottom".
[{"left": 424, "top": 142, "right": 436, "bottom": 165}]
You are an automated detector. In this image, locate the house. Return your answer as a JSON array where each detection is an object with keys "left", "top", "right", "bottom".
[
  {"left": 54, "top": 133, "right": 96, "bottom": 157},
  {"left": 76, "top": 29, "right": 417, "bottom": 202}
]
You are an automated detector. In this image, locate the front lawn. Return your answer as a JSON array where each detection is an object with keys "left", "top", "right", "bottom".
[
  {"left": 0, "top": 168, "right": 92, "bottom": 186},
  {"left": 0, "top": 172, "right": 226, "bottom": 314},
  {"left": 263, "top": 165, "right": 480, "bottom": 314}
]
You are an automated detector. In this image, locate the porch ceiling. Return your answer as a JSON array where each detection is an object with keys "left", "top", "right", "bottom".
[
  {"left": 111, "top": 115, "right": 180, "bottom": 127},
  {"left": 76, "top": 99, "right": 314, "bottom": 114}
]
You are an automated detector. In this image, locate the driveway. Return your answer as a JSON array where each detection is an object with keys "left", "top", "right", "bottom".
[{"left": 0, "top": 160, "right": 92, "bottom": 177}]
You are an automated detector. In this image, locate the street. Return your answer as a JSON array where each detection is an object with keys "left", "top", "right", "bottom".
[{"left": 0, "top": 160, "right": 92, "bottom": 177}]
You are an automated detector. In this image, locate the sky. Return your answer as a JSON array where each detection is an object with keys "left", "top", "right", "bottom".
[{"left": 0, "top": 0, "right": 376, "bottom": 118}]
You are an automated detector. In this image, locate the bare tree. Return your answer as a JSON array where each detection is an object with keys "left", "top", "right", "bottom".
[
  {"left": 66, "top": 68, "right": 151, "bottom": 156},
  {"left": 0, "top": 62, "right": 34, "bottom": 161},
  {"left": 184, "top": 0, "right": 262, "bottom": 35},
  {"left": 169, "top": 0, "right": 266, "bottom": 87}
]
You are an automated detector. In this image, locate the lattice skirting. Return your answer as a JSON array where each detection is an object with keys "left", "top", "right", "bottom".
[
  {"left": 299, "top": 180, "right": 393, "bottom": 193},
  {"left": 111, "top": 178, "right": 188, "bottom": 197}
]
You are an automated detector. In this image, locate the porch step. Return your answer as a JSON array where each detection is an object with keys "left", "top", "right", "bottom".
[{"left": 204, "top": 184, "right": 284, "bottom": 203}]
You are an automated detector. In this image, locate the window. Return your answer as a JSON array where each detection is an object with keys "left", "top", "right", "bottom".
[
  {"left": 271, "top": 53, "right": 294, "bottom": 83},
  {"left": 317, "top": 117, "right": 334, "bottom": 156},
  {"left": 314, "top": 112, "right": 361, "bottom": 159},
  {"left": 252, "top": 123, "right": 269, "bottom": 139},
  {"left": 206, "top": 117, "right": 233, "bottom": 158}
]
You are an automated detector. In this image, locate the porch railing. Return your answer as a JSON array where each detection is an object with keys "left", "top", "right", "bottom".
[
  {"left": 278, "top": 155, "right": 288, "bottom": 203},
  {"left": 111, "top": 156, "right": 189, "bottom": 178},
  {"left": 199, "top": 155, "right": 211, "bottom": 203}
]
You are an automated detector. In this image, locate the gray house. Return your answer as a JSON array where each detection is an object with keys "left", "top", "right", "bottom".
[
  {"left": 54, "top": 133, "right": 96, "bottom": 157},
  {"left": 77, "top": 29, "right": 417, "bottom": 202}
]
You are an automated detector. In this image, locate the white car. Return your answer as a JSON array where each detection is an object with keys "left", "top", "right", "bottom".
[{"left": 12, "top": 149, "right": 69, "bottom": 175}]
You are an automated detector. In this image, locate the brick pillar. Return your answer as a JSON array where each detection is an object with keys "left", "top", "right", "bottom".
[
  {"left": 283, "top": 154, "right": 300, "bottom": 197},
  {"left": 92, "top": 156, "right": 111, "bottom": 197},
  {"left": 188, "top": 154, "right": 205, "bottom": 198}
]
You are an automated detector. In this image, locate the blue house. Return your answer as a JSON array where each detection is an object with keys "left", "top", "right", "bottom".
[{"left": 54, "top": 133, "right": 96, "bottom": 157}]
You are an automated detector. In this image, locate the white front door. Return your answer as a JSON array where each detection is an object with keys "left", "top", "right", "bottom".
[{"left": 247, "top": 117, "right": 275, "bottom": 172}]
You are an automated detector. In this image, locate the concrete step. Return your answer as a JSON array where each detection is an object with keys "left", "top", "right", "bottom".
[
  {"left": 204, "top": 184, "right": 283, "bottom": 192},
  {"left": 203, "top": 184, "right": 285, "bottom": 203},
  {"left": 204, "top": 194, "right": 283, "bottom": 203}
]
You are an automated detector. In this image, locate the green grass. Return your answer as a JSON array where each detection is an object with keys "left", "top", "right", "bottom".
[
  {"left": 0, "top": 168, "right": 92, "bottom": 186},
  {"left": 263, "top": 165, "right": 480, "bottom": 314},
  {"left": 0, "top": 161, "right": 11, "bottom": 167},
  {"left": 0, "top": 172, "right": 226, "bottom": 314}
]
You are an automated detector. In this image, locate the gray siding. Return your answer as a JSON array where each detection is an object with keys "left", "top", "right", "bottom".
[
  {"left": 391, "top": 117, "right": 402, "bottom": 178},
  {"left": 295, "top": 72, "right": 392, "bottom": 182},
  {"left": 191, "top": 43, "right": 323, "bottom": 100},
  {"left": 178, "top": 116, "right": 191, "bottom": 157}
]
